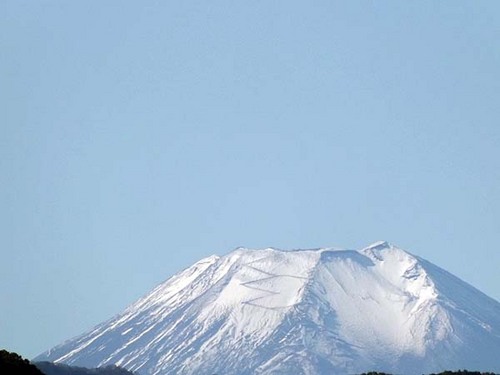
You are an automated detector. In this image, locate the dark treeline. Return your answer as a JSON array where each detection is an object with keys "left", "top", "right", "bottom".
[
  {"left": 0, "top": 350, "right": 44, "bottom": 375},
  {"left": 0, "top": 350, "right": 135, "bottom": 375},
  {"left": 2, "top": 349, "right": 498, "bottom": 375},
  {"left": 360, "top": 372, "right": 498, "bottom": 375}
]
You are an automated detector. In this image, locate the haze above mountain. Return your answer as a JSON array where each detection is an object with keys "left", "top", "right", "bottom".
[{"left": 36, "top": 242, "right": 500, "bottom": 375}]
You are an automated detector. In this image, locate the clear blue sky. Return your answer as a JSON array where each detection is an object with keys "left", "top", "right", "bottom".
[{"left": 1, "top": 1, "right": 499, "bottom": 359}]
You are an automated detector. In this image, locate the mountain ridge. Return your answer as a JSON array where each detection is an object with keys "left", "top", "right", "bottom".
[{"left": 36, "top": 242, "right": 500, "bottom": 375}]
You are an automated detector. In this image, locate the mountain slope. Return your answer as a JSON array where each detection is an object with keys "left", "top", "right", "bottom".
[{"left": 35, "top": 242, "right": 500, "bottom": 375}]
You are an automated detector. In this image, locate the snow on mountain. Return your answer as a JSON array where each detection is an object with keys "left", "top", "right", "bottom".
[{"left": 35, "top": 242, "right": 500, "bottom": 374}]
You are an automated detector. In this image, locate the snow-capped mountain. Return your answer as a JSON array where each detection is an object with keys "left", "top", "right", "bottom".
[{"left": 36, "top": 242, "right": 500, "bottom": 375}]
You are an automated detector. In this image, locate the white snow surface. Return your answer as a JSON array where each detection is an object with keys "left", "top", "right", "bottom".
[{"left": 36, "top": 242, "right": 500, "bottom": 374}]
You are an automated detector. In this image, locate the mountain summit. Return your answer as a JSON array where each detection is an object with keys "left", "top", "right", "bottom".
[{"left": 36, "top": 242, "right": 500, "bottom": 374}]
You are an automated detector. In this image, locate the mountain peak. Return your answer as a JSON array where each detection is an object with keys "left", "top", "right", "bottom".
[
  {"left": 364, "top": 240, "right": 391, "bottom": 250},
  {"left": 36, "top": 242, "right": 500, "bottom": 375}
]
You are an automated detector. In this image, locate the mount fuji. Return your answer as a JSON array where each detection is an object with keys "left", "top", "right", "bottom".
[{"left": 35, "top": 242, "right": 500, "bottom": 374}]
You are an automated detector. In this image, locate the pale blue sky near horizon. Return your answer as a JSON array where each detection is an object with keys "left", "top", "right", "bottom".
[{"left": 1, "top": 1, "right": 500, "bottom": 359}]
